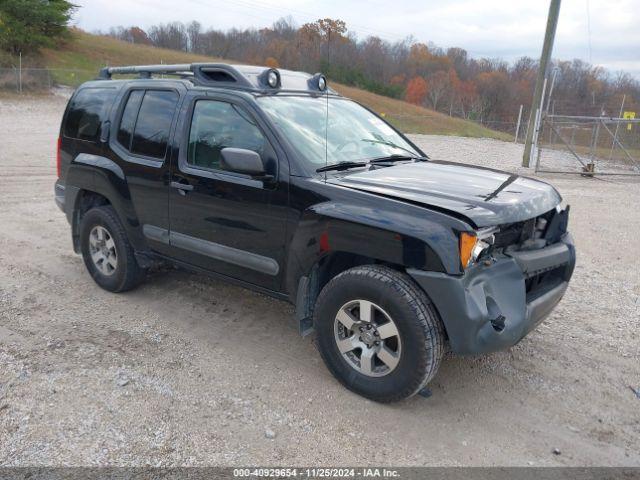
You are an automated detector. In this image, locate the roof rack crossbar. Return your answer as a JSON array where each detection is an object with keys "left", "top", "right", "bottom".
[{"left": 99, "top": 64, "right": 194, "bottom": 79}]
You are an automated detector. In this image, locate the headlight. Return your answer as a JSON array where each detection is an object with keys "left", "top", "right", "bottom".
[{"left": 459, "top": 227, "right": 497, "bottom": 269}]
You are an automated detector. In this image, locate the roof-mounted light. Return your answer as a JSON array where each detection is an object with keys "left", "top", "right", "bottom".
[
  {"left": 309, "top": 73, "right": 327, "bottom": 92},
  {"left": 267, "top": 70, "right": 279, "bottom": 88},
  {"left": 259, "top": 68, "right": 281, "bottom": 89}
]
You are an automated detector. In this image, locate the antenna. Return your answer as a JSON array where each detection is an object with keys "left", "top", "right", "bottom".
[{"left": 323, "top": 29, "right": 331, "bottom": 182}]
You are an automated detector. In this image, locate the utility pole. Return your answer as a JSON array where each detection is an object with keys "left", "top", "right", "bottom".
[{"left": 522, "top": 0, "right": 561, "bottom": 167}]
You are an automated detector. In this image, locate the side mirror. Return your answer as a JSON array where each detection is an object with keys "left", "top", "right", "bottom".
[{"left": 220, "top": 147, "right": 265, "bottom": 176}]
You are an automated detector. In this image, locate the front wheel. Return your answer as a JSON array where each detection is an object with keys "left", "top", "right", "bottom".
[{"left": 314, "top": 265, "right": 445, "bottom": 402}]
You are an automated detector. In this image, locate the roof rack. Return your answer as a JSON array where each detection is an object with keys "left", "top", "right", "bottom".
[
  {"left": 97, "top": 63, "right": 331, "bottom": 94},
  {"left": 98, "top": 64, "right": 194, "bottom": 80}
]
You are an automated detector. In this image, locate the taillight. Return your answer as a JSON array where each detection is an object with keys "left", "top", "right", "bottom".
[{"left": 56, "top": 136, "right": 62, "bottom": 178}]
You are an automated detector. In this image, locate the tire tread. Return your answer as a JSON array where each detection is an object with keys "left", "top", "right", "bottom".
[
  {"left": 80, "top": 205, "right": 145, "bottom": 293},
  {"left": 314, "top": 264, "right": 444, "bottom": 402}
]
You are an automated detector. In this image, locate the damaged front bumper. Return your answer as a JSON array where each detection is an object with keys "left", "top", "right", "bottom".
[{"left": 408, "top": 232, "right": 576, "bottom": 355}]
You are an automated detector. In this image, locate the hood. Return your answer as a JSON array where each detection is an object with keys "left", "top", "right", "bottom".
[{"left": 329, "top": 161, "right": 561, "bottom": 227}]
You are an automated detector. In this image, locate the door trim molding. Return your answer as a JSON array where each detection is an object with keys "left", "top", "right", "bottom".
[{"left": 143, "top": 225, "right": 280, "bottom": 276}]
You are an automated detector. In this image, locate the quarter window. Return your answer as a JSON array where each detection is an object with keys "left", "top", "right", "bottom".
[
  {"left": 64, "top": 88, "right": 116, "bottom": 142},
  {"left": 187, "top": 100, "right": 266, "bottom": 170},
  {"left": 117, "top": 89, "right": 178, "bottom": 160}
]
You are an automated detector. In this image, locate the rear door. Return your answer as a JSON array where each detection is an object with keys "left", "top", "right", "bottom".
[
  {"left": 107, "top": 84, "right": 185, "bottom": 256},
  {"left": 167, "top": 92, "right": 289, "bottom": 292}
]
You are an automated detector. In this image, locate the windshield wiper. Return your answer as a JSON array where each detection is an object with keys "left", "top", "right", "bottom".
[
  {"left": 316, "top": 161, "right": 368, "bottom": 173},
  {"left": 369, "top": 154, "right": 428, "bottom": 164},
  {"left": 361, "top": 138, "right": 426, "bottom": 158}
]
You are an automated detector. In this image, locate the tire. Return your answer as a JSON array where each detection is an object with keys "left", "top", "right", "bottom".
[
  {"left": 79, "top": 205, "right": 146, "bottom": 293},
  {"left": 314, "top": 265, "right": 444, "bottom": 402}
]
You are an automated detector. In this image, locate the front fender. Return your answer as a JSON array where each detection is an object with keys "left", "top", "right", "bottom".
[{"left": 284, "top": 194, "right": 469, "bottom": 297}]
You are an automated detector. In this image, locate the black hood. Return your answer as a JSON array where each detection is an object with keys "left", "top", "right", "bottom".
[{"left": 329, "top": 161, "right": 562, "bottom": 228}]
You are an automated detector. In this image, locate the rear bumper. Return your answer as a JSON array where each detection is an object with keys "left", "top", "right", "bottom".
[
  {"left": 54, "top": 180, "right": 66, "bottom": 213},
  {"left": 408, "top": 232, "right": 576, "bottom": 355},
  {"left": 54, "top": 180, "right": 81, "bottom": 226}
]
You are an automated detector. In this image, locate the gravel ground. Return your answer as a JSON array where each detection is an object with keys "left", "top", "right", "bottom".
[{"left": 0, "top": 94, "right": 639, "bottom": 467}]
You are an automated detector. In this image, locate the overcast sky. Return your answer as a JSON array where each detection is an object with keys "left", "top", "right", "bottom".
[{"left": 71, "top": 0, "right": 640, "bottom": 77}]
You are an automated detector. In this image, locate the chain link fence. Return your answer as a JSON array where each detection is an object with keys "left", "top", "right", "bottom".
[
  {"left": 535, "top": 114, "right": 640, "bottom": 175},
  {"left": 0, "top": 67, "right": 95, "bottom": 93}
]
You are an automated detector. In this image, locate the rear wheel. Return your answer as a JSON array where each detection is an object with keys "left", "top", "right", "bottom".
[
  {"left": 79, "top": 206, "right": 145, "bottom": 292},
  {"left": 314, "top": 265, "right": 444, "bottom": 402}
]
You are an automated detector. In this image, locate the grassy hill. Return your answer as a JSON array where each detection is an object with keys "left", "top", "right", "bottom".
[{"left": 40, "top": 30, "right": 510, "bottom": 140}]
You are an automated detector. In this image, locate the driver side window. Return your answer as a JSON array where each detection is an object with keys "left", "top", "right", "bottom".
[{"left": 187, "top": 99, "right": 266, "bottom": 170}]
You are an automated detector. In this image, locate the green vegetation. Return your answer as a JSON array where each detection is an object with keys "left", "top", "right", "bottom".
[
  {"left": 39, "top": 30, "right": 509, "bottom": 140},
  {"left": 38, "top": 29, "right": 224, "bottom": 86},
  {"left": 0, "top": 0, "right": 76, "bottom": 54}
]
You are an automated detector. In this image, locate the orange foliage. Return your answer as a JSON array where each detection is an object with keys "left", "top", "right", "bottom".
[
  {"left": 405, "top": 76, "right": 428, "bottom": 105},
  {"left": 265, "top": 57, "right": 279, "bottom": 68}
]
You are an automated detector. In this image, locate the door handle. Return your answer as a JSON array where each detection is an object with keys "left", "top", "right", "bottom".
[{"left": 171, "top": 181, "right": 194, "bottom": 195}]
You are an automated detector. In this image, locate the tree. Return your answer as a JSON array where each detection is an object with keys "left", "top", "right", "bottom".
[
  {"left": 426, "top": 70, "right": 450, "bottom": 111},
  {"left": 102, "top": 16, "right": 640, "bottom": 132},
  {"left": 265, "top": 56, "right": 279, "bottom": 68},
  {"left": 455, "top": 80, "right": 478, "bottom": 118},
  {"left": 405, "top": 76, "right": 428, "bottom": 105},
  {"left": 148, "top": 22, "right": 188, "bottom": 51},
  {"left": 187, "top": 21, "right": 202, "bottom": 53},
  {"left": 0, "top": 0, "right": 77, "bottom": 54}
]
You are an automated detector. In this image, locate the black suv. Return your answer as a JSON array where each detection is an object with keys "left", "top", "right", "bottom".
[{"left": 54, "top": 63, "right": 575, "bottom": 402}]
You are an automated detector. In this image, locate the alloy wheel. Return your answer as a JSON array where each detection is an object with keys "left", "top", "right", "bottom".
[
  {"left": 333, "top": 299, "right": 402, "bottom": 377},
  {"left": 88, "top": 225, "right": 118, "bottom": 276}
]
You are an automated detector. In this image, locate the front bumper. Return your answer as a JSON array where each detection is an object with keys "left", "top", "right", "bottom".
[{"left": 408, "top": 232, "right": 576, "bottom": 355}]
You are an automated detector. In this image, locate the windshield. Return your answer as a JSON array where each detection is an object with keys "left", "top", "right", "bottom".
[{"left": 257, "top": 96, "right": 421, "bottom": 168}]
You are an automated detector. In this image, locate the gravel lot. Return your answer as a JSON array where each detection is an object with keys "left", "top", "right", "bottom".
[{"left": 0, "top": 94, "right": 639, "bottom": 467}]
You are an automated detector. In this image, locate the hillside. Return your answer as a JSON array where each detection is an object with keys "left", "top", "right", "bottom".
[{"left": 41, "top": 31, "right": 509, "bottom": 140}]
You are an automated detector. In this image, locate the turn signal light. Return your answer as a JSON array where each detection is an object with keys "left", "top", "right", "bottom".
[{"left": 459, "top": 232, "right": 477, "bottom": 269}]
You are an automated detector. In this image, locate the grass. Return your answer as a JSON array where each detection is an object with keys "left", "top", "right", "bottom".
[
  {"left": 334, "top": 84, "right": 511, "bottom": 140},
  {"left": 37, "top": 30, "right": 510, "bottom": 140}
]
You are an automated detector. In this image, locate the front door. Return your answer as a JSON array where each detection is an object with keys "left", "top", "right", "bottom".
[{"left": 167, "top": 94, "right": 288, "bottom": 292}]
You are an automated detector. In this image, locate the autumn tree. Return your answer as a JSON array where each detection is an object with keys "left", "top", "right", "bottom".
[
  {"left": 475, "top": 70, "right": 510, "bottom": 121},
  {"left": 405, "top": 76, "right": 428, "bottom": 105},
  {"left": 456, "top": 80, "right": 479, "bottom": 118},
  {"left": 265, "top": 56, "right": 279, "bottom": 68},
  {"left": 102, "top": 17, "right": 640, "bottom": 132}
]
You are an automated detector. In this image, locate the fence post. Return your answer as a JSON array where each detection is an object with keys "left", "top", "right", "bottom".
[
  {"left": 18, "top": 51, "right": 23, "bottom": 94},
  {"left": 609, "top": 94, "right": 625, "bottom": 160},
  {"left": 514, "top": 104, "right": 523, "bottom": 143}
]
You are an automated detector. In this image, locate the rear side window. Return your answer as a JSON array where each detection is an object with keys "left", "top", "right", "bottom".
[
  {"left": 64, "top": 88, "right": 116, "bottom": 142},
  {"left": 117, "top": 89, "right": 179, "bottom": 160},
  {"left": 117, "top": 90, "right": 144, "bottom": 149}
]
